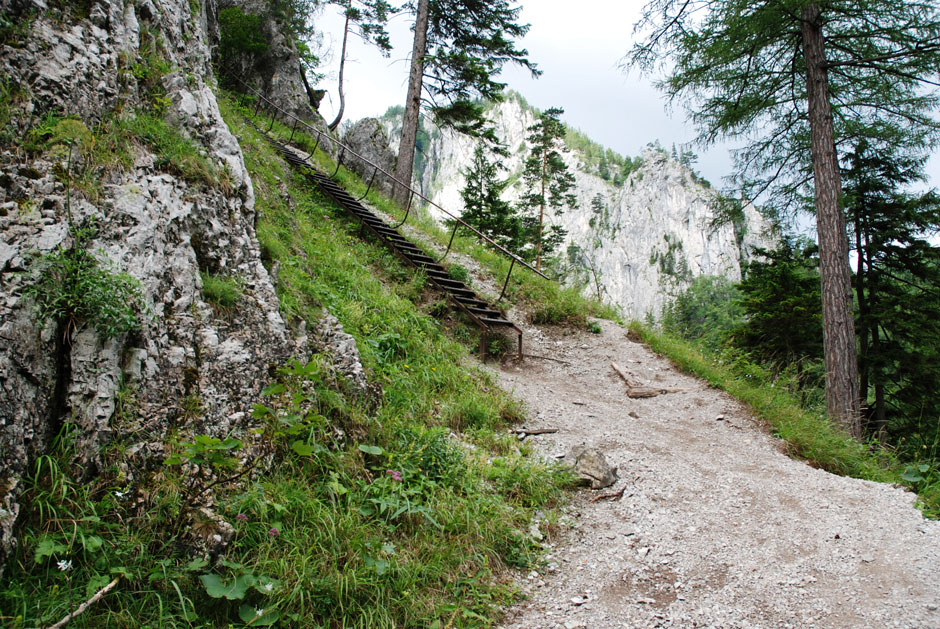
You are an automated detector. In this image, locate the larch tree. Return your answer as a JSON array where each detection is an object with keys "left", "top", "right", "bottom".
[
  {"left": 627, "top": 0, "right": 940, "bottom": 438},
  {"left": 518, "top": 107, "right": 578, "bottom": 271},
  {"left": 392, "top": 0, "right": 538, "bottom": 205}
]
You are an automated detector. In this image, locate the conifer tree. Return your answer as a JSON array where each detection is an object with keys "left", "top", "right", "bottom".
[
  {"left": 843, "top": 139, "right": 940, "bottom": 440},
  {"left": 392, "top": 0, "right": 538, "bottom": 204},
  {"left": 459, "top": 143, "right": 521, "bottom": 250},
  {"left": 628, "top": 0, "right": 940, "bottom": 437},
  {"left": 518, "top": 107, "right": 578, "bottom": 271}
]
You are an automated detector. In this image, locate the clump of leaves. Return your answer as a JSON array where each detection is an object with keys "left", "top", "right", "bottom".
[
  {"left": 27, "top": 222, "right": 145, "bottom": 340},
  {"left": 447, "top": 263, "right": 472, "bottom": 285}
]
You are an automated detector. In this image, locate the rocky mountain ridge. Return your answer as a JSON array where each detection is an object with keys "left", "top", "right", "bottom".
[{"left": 376, "top": 94, "right": 773, "bottom": 319}]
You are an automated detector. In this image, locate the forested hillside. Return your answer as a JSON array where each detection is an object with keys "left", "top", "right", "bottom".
[{"left": 1, "top": 0, "right": 939, "bottom": 626}]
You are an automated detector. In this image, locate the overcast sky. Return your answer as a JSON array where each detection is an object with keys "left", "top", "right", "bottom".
[{"left": 314, "top": 0, "right": 939, "bottom": 195}]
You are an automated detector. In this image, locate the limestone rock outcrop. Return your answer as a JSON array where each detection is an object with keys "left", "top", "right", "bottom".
[
  {"left": 379, "top": 94, "right": 775, "bottom": 319},
  {"left": 342, "top": 118, "right": 397, "bottom": 196},
  {"left": 0, "top": 0, "right": 316, "bottom": 568}
]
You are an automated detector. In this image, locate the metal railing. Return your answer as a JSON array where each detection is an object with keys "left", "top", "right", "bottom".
[{"left": 227, "top": 76, "right": 550, "bottom": 299}]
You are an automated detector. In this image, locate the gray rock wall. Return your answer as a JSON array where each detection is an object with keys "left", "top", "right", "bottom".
[{"left": 0, "top": 0, "right": 306, "bottom": 566}]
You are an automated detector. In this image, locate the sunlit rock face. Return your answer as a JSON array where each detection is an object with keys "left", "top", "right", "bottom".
[
  {"left": 0, "top": 0, "right": 301, "bottom": 566},
  {"left": 379, "top": 93, "right": 774, "bottom": 320}
]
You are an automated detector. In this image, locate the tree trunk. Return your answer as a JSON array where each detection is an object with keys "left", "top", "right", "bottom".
[
  {"left": 855, "top": 212, "right": 870, "bottom": 426},
  {"left": 328, "top": 7, "right": 351, "bottom": 132},
  {"left": 393, "top": 0, "right": 430, "bottom": 206},
  {"left": 801, "top": 4, "right": 861, "bottom": 438},
  {"left": 536, "top": 152, "right": 546, "bottom": 271}
]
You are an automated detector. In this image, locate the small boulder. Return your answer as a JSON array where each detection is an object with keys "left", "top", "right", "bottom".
[{"left": 563, "top": 445, "right": 617, "bottom": 489}]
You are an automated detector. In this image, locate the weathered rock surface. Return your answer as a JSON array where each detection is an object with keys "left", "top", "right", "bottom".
[
  {"left": 0, "top": 0, "right": 329, "bottom": 568},
  {"left": 564, "top": 445, "right": 617, "bottom": 489},
  {"left": 380, "top": 94, "right": 775, "bottom": 319},
  {"left": 342, "top": 118, "right": 396, "bottom": 196}
]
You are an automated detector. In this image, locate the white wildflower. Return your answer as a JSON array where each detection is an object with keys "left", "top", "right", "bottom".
[
  {"left": 255, "top": 608, "right": 264, "bottom": 617},
  {"left": 57, "top": 559, "right": 72, "bottom": 571}
]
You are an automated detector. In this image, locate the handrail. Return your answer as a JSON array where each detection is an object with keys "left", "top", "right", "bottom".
[{"left": 226, "top": 75, "right": 550, "bottom": 283}]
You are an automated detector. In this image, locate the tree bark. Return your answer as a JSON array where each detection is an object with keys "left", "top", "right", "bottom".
[
  {"left": 800, "top": 4, "right": 861, "bottom": 438},
  {"left": 855, "top": 210, "right": 870, "bottom": 425},
  {"left": 393, "top": 0, "right": 430, "bottom": 206},
  {"left": 536, "top": 152, "right": 546, "bottom": 271},
  {"left": 328, "top": 6, "right": 351, "bottom": 132}
]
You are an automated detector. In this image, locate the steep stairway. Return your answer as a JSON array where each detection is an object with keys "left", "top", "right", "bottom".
[{"left": 256, "top": 127, "right": 523, "bottom": 358}]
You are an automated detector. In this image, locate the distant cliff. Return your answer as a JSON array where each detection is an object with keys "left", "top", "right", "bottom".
[{"left": 378, "top": 93, "right": 774, "bottom": 319}]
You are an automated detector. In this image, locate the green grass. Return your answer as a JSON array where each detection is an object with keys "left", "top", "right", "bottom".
[
  {"left": 19, "top": 111, "right": 228, "bottom": 199},
  {"left": 199, "top": 271, "right": 243, "bottom": 311},
  {"left": 628, "top": 322, "right": 939, "bottom": 517},
  {"left": 2, "top": 94, "right": 578, "bottom": 627}
]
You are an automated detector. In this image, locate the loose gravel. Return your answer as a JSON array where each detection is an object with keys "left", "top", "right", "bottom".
[{"left": 492, "top": 318, "right": 940, "bottom": 629}]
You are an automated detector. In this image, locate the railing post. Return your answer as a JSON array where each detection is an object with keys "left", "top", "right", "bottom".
[
  {"left": 289, "top": 119, "right": 298, "bottom": 142},
  {"left": 357, "top": 165, "right": 379, "bottom": 201},
  {"left": 331, "top": 147, "right": 346, "bottom": 178},
  {"left": 498, "top": 257, "right": 516, "bottom": 301},
  {"left": 393, "top": 190, "right": 415, "bottom": 228},
  {"left": 437, "top": 222, "right": 459, "bottom": 263}
]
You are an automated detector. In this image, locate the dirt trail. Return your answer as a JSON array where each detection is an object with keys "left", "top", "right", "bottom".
[{"left": 490, "top": 318, "right": 940, "bottom": 629}]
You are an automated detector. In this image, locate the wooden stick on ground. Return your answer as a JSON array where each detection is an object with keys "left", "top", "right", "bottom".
[
  {"left": 591, "top": 485, "right": 626, "bottom": 502},
  {"left": 512, "top": 427, "right": 559, "bottom": 436},
  {"left": 48, "top": 577, "right": 120, "bottom": 629},
  {"left": 611, "top": 362, "right": 689, "bottom": 398}
]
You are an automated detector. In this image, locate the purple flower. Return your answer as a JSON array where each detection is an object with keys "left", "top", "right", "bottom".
[
  {"left": 268, "top": 527, "right": 280, "bottom": 537},
  {"left": 236, "top": 513, "right": 249, "bottom": 522},
  {"left": 386, "top": 470, "right": 403, "bottom": 482}
]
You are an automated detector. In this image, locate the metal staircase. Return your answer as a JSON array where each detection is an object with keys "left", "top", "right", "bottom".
[{"left": 251, "top": 122, "right": 527, "bottom": 359}]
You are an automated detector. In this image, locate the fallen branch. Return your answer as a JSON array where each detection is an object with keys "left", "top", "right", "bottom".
[
  {"left": 48, "top": 577, "right": 120, "bottom": 629},
  {"left": 611, "top": 362, "right": 689, "bottom": 398},
  {"left": 591, "top": 485, "right": 626, "bottom": 502},
  {"left": 520, "top": 353, "right": 572, "bottom": 365},
  {"left": 512, "top": 427, "right": 559, "bottom": 436}
]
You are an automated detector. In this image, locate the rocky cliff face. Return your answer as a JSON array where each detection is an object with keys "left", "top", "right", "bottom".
[
  {"left": 0, "top": 0, "right": 323, "bottom": 565},
  {"left": 379, "top": 94, "right": 774, "bottom": 319}
]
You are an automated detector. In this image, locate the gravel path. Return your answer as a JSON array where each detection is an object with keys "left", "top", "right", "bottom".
[{"left": 492, "top": 318, "right": 940, "bottom": 629}]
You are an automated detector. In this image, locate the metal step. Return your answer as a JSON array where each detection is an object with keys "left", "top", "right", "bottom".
[{"left": 254, "top": 122, "right": 523, "bottom": 359}]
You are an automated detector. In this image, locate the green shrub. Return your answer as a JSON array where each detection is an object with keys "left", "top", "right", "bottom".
[
  {"left": 447, "top": 263, "right": 471, "bottom": 285},
  {"left": 217, "top": 7, "right": 268, "bottom": 85},
  {"left": 27, "top": 223, "right": 144, "bottom": 340}
]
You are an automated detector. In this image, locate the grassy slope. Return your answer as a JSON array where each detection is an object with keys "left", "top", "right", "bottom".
[{"left": 1, "top": 97, "right": 576, "bottom": 628}]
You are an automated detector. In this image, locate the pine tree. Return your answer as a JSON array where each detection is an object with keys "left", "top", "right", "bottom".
[
  {"left": 392, "top": 0, "right": 538, "bottom": 204},
  {"left": 518, "top": 107, "right": 578, "bottom": 271},
  {"left": 843, "top": 139, "right": 940, "bottom": 441},
  {"left": 459, "top": 143, "right": 521, "bottom": 250},
  {"left": 628, "top": 0, "right": 940, "bottom": 437},
  {"left": 732, "top": 239, "right": 824, "bottom": 391}
]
